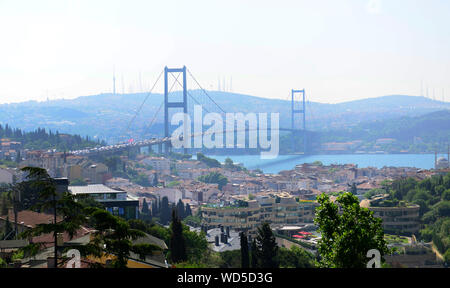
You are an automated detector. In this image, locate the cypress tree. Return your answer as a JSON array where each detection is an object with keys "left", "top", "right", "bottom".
[
  {"left": 185, "top": 204, "right": 192, "bottom": 217},
  {"left": 256, "top": 222, "right": 279, "bottom": 268},
  {"left": 141, "top": 198, "right": 149, "bottom": 214},
  {"left": 3, "top": 216, "right": 13, "bottom": 240},
  {"left": 170, "top": 209, "right": 187, "bottom": 263},
  {"left": 160, "top": 197, "right": 170, "bottom": 225},
  {"left": 251, "top": 239, "right": 258, "bottom": 268},
  {"left": 176, "top": 199, "right": 185, "bottom": 220},
  {"left": 1, "top": 195, "right": 8, "bottom": 216},
  {"left": 240, "top": 232, "right": 250, "bottom": 268}
]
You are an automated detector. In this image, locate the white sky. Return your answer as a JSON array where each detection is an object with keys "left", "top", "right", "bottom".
[{"left": 0, "top": 0, "right": 449, "bottom": 104}]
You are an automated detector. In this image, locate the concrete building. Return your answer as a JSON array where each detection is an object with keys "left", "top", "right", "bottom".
[
  {"left": 360, "top": 195, "right": 420, "bottom": 235},
  {"left": 69, "top": 184, "right": 139, "bottom": 220},
  {"left": 0, "top": 168, "right": 14, "bottom": 184},
  {"left": 201, "top": 193, "right": 318, "bottom": 236},
  {"left": 141, "top": 157, "right": 170, "bottom": 174}
]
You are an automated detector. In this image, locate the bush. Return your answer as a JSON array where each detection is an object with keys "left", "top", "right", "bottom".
[{"left": 444, "top": 249, "right": 450, "bottom": 263}]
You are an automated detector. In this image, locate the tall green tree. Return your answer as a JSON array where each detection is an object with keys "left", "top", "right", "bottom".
[
  {"left": 1, "top": 194, "right": 8, "bottom": 215},
  {"left": 2, "top": 216, "right": 13, "bottom": 240},
  {"left": 19, "top": 167, "right": 88, "bottom": 268},
  {"left": 141, "top": 198, "right": 149, "bottom": 215},
  {"left": 160, "top": 196, "right": 170, "bottom": 225},
  {"left": 170, "top": 209, "right": 187, "bottom": 264},
  {"left": 185, "top": 203, "right": 192, "bottom": 217},
  {"left": 80, "top": 208, "right": 156, "bottom": 268},
  {"left": 250, "top": 239, "right": 258, "bottom": 268},
  {"left": 255, "top": 222, "right": 279, "bottom": 268},
  {"left": 349, "top": 183, "right": 357, "bottom": 195},
  {"left": 177, "top": 199, "right": 185, "bottom": 220},
  {"left": 240, "top": 231, "right": 249, "bottom": 268},
  {"left": 314, "top": 192, "right": 389, "bottom": 268}
]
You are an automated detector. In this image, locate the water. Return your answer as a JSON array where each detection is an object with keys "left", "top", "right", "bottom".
[{"left": 204, "top": 154, "right": 448, "bottom": 174}]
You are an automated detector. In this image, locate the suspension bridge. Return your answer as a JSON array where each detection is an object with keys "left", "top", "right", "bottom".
[{"left": 69, "top": 66, "right": 309, "bottom": 157}]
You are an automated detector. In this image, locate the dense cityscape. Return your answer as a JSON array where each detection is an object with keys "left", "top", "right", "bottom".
[{"left": 0, "top": 1, "right": 449, "bottom": 283}]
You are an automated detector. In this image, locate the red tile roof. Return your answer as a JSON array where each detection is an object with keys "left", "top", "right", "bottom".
[{"left": 0, "top": 210, "right": 62, "bottom": 229}]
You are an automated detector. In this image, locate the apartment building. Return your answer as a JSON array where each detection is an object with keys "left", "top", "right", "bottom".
[
  {"left": 69, "top": 184, "right": 139, "bottom": 220},
  {"left": 360, "top": 195, "right": 421, "bottom": 235},
  {"left": 201, "top": 193, "right": 318, "bottom": 235}
]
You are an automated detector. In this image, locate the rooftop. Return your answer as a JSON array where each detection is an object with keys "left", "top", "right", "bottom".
[{"left": 69, "top": 184, "right": 125, "bottom": 194}]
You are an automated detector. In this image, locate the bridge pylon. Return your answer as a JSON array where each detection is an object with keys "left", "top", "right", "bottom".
[
  {"left": 291, "top": 89, "right": 306, "bottom": 154},
  {"left": 164, "top": 66, "right": 188, "bottom": 155}
]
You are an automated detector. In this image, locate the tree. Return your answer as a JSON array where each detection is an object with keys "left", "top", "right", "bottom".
[
  {"left": 196, "top": 153, "right": 221, "bottom": 168},
  {"left": 19, "top": 167, "right": 88, "bottom": 268},
  {"left": 240, "top": 231, "right": 249, "bottom": 268},
  {"left": 314, "top": 192, "right": 389, "bottom": 268},
  {"left": 142, "top": 198, "right": 149, "bottom": 215},
  {"left": 277, "top": 246, "right": 315, "bottom": 268},
  {"left": 1, "top": 194, "right": 8, "bottom": 215},
  {"left": 255, "top": 222, "right": 278, "bottom": 268},
  {"left": 185, "top": 204, "right": 192, "bottom": 217},
  {"left": 140, "top": 198, "right": 151, "bottom": 221},
  {"left": 198, "top": 172, "right": 228, "bottom": 191},
  {"left": 160, "top": 197, "right": 170, "bottom": 225},
  {"left": 152, "top": 199, "right": 158, "bottom": 217},
  {"left": 2, "top": 216, "right": 13, "bottom": 240},
  {"left": 177, "top": 199, "right": 185, "bottom": 220},
  {"left": 349, "top": 183, "right": 357, "bottom": 195},
  {"left": 250, "top": 239, "right": 258, "bottom": 268},
  {"left": 170, "top": 209, "right": 187, "bottom": 263},
  {"left": 80, "top": 208, "right": 152, "bottom": 268},
  {"left": 152, "top": 172, "right": 158, "bottom": 187}
]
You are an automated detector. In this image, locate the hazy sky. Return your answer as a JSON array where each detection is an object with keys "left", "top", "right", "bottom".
[{"left": 0, "top": 0, "right": 449, "bottom": 104}]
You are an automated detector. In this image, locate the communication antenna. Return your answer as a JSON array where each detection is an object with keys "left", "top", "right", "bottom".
[
  {"left": 113, "top": 66, "right": 116, "bottom": 96},
  {"left": 420, "top": 80, "right": 423, "bottom": 97},
  {"left": 122, "top": 74, "right": 125, "bottom": 95},
  {"left": 139, "top": 71, "right": 143, "bottom": 93}
]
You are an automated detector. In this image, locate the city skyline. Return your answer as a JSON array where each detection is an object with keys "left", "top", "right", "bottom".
[{"left": 0, "top": 0, "right": 449, "bottom": 104}]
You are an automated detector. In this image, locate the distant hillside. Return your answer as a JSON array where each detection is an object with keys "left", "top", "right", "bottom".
[
  {"left": 315, "top": 110, "right": 450, "bottom": 153},
  {"left": 0, "top": 124, "right": 104, "bottom": 153},
  {"left": 0, "top": 92, "right": 449, "bottom": 144}
]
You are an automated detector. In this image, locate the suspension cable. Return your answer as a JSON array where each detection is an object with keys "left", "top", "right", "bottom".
[{"left": 123, "top": 69, "right": 164, "bottom": 138}]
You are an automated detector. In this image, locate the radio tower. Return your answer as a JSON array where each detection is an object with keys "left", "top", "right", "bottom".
[{"left": 113, "top": 66, "right": 116, "bottom": 96}]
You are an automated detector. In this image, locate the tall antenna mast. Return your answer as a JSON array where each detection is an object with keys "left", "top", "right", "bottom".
[
  {"left": 122, "top": 74, "right": 125, "bottom": 95},
  {"left": 420, "top": 80, "right": 423, "bottom": 97},
  {"left": 113, "top": 66, "right": 116, "bottom": 96},
  {"left": 230, "top": 76, "right": 232, "bottom": 92}
]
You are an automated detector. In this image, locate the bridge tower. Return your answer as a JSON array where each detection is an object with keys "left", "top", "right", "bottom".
[
  {"left": 164, "top": 66, "right": 188, "bottom": 155},
  {"left": 291, "top": 89, "right": 306, "bottom": 154}
]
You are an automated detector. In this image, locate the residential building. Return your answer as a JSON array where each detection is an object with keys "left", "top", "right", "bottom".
[
  {"left": 201, "top": 193, "right": 318, "bottom": 236},
  {"left": 69, "top": 184, "right": 139, "bottom": 220},
  {"left": 360, "top": 195, "right": 420, "bottom": 235}
]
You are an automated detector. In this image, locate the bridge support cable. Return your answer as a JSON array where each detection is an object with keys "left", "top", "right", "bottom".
[
  {"left": 142, "top": 72, "right": 182, "bottom": 149},
  {"left": 122, "top": 69, "right": 164, "bottom": 141}
]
